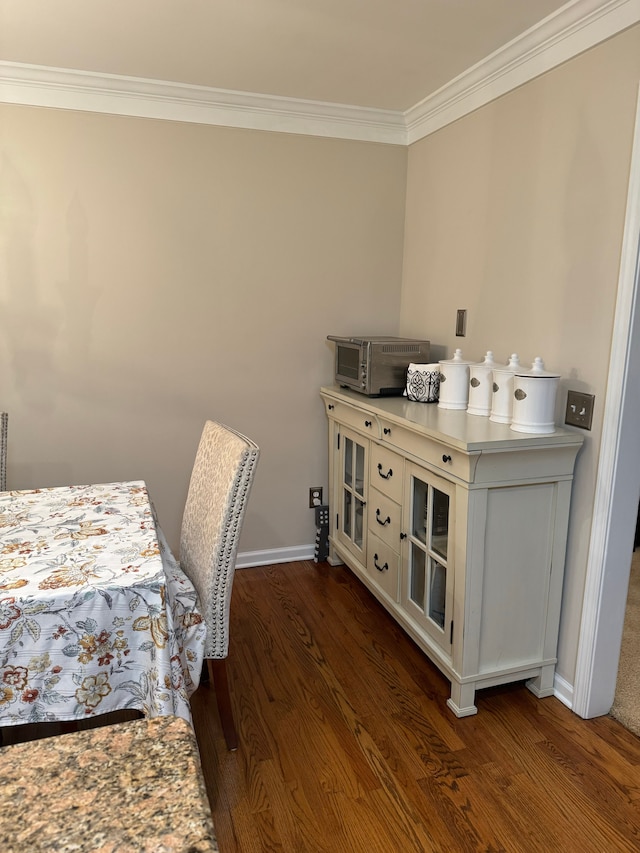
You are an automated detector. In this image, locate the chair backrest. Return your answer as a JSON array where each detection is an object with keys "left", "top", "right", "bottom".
[
  {"left": 179, "top": 420, "right": 259, "bottom": 659},
  {"left": 0, "top": 413, "right": 7, "bottom": 492}
]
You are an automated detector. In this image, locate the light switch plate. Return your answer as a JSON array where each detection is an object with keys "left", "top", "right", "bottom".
[{"left": 565, "top": 391, "right": 595, "bottom": 430}]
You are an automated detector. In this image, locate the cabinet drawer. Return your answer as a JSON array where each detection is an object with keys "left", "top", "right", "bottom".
[
  {"left": 326, "top": 400, "right": 379, "bottom": 437},
  {"left": 368, "top": 487, "right": 401, "bottom": 551},
  {"left": 367, "top": 533, "right": 400, "bottom": 602},
  {"left": 378, "top": 419, "right": 472, "bottom": 482},
  {"left": 370, "top": 443, "right": 404, "bottom": 502}
]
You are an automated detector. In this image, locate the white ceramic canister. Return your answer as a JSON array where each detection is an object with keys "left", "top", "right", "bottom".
[
  {"left": 438, "top": 349, "right": 474, "bottom": 410},
  {"left": 510, "top": 357, "right": 561, "bottom": 435},
  {"left": 467, "top": 351, "right": 503, "bottom": 417},
  {"left": 490, "top": 353, "right": 521, "bottom": 424}
]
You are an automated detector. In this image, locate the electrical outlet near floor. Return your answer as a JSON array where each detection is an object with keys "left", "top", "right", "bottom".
[
  {"left": 565, "top": 390, "right": 595, "bottom": 430},
  {"left": 309, "top": 487, "right": 323, "bottom": 508}
]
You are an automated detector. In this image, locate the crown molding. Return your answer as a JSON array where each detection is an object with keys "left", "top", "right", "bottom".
[
  {"left": 405, "top": 0, "right": 640, "bottom": 144},
  {"left": 0, "top": 0, "right": 638, "bottom": 146},
  {"left": 0, "top": 61, "right": 407, "bottom": 145}
]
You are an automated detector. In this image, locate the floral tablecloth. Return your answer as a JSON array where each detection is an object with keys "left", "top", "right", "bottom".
[{"left": 0, "top": 481, "right": 206, "bottom": 726}]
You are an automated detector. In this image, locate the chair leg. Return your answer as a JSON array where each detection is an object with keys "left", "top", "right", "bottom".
[{"left": 208, "top": 658, "right": 238, "bottom": 751}]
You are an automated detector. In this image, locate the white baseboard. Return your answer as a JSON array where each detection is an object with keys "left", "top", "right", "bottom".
[
  {"left": 553, "top": 672, "right": 575, "bottom": 709},
  {"left": 236, "top": 543, "right": 315, "bottom": 569}
]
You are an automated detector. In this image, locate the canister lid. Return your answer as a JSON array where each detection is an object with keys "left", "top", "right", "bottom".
[
  {"left": 439, "top": 348, "right": 474, "bottom": 365},
  {"left": 515, "top": 357, "right": 560, "bottom": 379},
  {"left": 492, "top": 353, "right": 521, "bottom": 375},
  {"left": 474, "top": 350, "right": 494, "bottom": 365},
  {"left": 471, "top": 350, "right": 505, "bottom": 370}
]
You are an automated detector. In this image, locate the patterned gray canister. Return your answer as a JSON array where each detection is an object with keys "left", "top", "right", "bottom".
[{"left": 405, "top": 363, "right": 441, "bottom": 403}]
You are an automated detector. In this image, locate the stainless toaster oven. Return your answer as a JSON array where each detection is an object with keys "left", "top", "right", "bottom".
[{"left": 327, "top": 335, "right": 431, "bottom": 396}]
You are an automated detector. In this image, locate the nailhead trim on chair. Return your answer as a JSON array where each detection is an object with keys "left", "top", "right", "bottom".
[
  {"left": 0, "top": 413, "right": 7, "bottom": 492},
  {"left": 179, "top": 422, "right": 259, "bottom": 660},
  {"left": 207, "top": 449, "right": 257, "bottom": 657}
]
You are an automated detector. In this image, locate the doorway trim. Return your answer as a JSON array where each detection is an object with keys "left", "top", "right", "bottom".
[{"left": 573, "top": 84, "right": 640, "bottom": 718}]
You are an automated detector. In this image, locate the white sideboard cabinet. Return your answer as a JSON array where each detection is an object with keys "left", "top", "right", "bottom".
[{"left": 321, "top": 386, "right": 584, "bottom": 717}]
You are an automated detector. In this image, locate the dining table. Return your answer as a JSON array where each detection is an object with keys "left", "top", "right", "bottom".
[
  {"left": 0, "top": 480, "right": 206, "bottom": 727},
  {"left": 0, "top": 714, "right": 218, "bottom": 852}
]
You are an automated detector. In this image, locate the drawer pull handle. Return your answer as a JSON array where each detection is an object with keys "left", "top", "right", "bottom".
[
  {"left": 377, "top": 463, "right": 393, "bottom": 480},
  {"left": 384, "top": 427, "right": 391, "bottom": 435},
  {"left": 442, "top": 454, "right": 452, "bottom": 463},
  {"left": 328, "top": 404, "right": 334, "bottom": 410},
  {"left": 374, "top": 554, "right": 389, "bottom": 572},
  {"left": 364, "top": 420, "right": 372, "bottom": 428},
  {"left": 400, "top": 532, "right": 407, "bottom": 540},
  {"left": 376, "top": 509, "right": 391, "bottom": 526}
]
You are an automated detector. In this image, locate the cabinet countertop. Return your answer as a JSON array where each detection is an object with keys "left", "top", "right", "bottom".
[
  {"left": 321, "top": 386, "right": 585, "bottom": 453},
  {"left": 0, "top": 715, "right": 217, "bottom": 852}
]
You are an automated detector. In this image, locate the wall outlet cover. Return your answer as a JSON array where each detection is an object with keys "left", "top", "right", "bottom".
[{"left": 309, "top": 487, "right": 323, "bottom": 508}]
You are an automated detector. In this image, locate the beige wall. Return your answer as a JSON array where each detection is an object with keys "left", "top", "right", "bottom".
[
  {"left": 0, "top": 106, "right": 407, "bottom": 555},
  {"left": 3, "top": 22, "right": 639, "bottom": 694},
  {"left": 400, "top": 24, "right": 640, "bottom": 684}
]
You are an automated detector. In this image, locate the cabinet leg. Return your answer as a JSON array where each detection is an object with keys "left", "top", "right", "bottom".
[
  {"left": 327, "top": 542, "right": 344, "bottom": 567},
  {"left": 526, "top": 665, "right": 556, "bottom": 699},
  {"left": 447, "top": 682, "right": 478, "bottom": 717}
]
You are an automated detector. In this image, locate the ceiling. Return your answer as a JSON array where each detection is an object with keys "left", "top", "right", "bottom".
[{"left": 1, "top": 0, "right": 576, "bottom": 112}]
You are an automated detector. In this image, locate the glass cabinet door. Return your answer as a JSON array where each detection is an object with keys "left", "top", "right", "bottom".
[
  {"left": 336, "top": 426, "right": 368, "bottom": 563},
  {"left": 403, "top": 463, "right": 454, "bottom": 653}
]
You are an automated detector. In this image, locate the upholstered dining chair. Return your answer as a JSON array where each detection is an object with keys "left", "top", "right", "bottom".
[{"left": 157, "top": 420, "right": 259, "bottom": 750}]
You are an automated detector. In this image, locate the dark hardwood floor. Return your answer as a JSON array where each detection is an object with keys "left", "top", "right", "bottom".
[
  {"left": 191, "top": 560, "right": 640, "bottom": 853},
  {"left": 2, "top": 560, "right": 639, "bottom": 851}
]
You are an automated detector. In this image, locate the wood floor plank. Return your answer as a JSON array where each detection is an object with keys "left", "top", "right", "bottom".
[
  {"left": 288, "top": 561, "right": 468, "bottom": 753},
  {"left": 256, "top": 568, "right": 444, "bottom": 849},
  {"left": 189, "top": 561, "right": 640, "bottom": 852},
  {"left": 8, "top": 560, "right": 640, "bottom": 852}
]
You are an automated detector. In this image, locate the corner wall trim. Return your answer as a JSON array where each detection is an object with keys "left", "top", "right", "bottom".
[
  {"left": 405, "top": 0, "right": 640, "bottom": 143},
  {"left": 553, "top": 672, "right": 575, "bottom": 709},
  {"left": 0, "top": 0, "right": 638, "bottom": 145},
  {"left": 572, "top": 83, "right": 640, "bottom": 719}
]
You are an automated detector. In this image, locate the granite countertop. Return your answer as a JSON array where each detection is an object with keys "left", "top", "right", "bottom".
[{"left": 0, "top": 715, "right": 218, "bottom": 852}]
